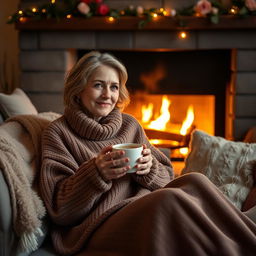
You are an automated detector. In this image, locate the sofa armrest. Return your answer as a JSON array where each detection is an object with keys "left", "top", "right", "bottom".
[
  {"left": 0, "top": 170, "right": 58, "bottom": 256},
  {"left": 0, "top": 171, "right": 21, "bottom": 256}
]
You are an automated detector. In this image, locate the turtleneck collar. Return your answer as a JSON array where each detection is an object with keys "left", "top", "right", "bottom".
[{"left": 64, "top": 107, "right": 123, "bottom": 140}]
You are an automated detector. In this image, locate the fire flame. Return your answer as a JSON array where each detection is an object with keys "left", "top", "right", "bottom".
[
  {"left": 142, "top": 103, "right": 153, "bottom": 123},
  {"left": 146, "top": 96, "right": 171, "bottom": 131},
  {"left": 180, "top": 105, "right": 194, "bottom": 135},
  {"left": 141, "top": 96, "right": 195, "bottom": 157}
]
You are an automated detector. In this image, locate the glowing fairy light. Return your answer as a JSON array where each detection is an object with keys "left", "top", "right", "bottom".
[
  {"left": 229, "top": 6, "right": 239, "bottom": 14},
  {"left": 159, "top": 8, "right": 168, "bottom": 16},
  {"left": 107, "top": 16, "right": 115, "bottom": 23},
  {"left": 18, "top": 10, "right": 23, "bottom": 15},
  {"left": 178, "top": 31, "right": 187, "bottom": 39},
  {"left": 152, "top": 13, "right": 158, "bottom": 19},
  {"left": 66, "top": 14, "right": 72, "bottom": 19},
  {"left": 32, "top": 7, "right": 37, "bottom": 13},
  {"left": 19, "top": 17, "right": 27, "bottom": 23},
  {"left": 51, "top": 0, "right": 56, "bottom": 4},
  {"left": 163, "top": 10, "right": 168, "bottom": 16}
]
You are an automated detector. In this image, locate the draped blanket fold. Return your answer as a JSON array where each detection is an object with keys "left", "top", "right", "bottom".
[
  {"left": 83, "top": 173, "right": 256, "bottom": 256},
  {"left": 0, "top": 112, "right": 60, "bottom": 253}
]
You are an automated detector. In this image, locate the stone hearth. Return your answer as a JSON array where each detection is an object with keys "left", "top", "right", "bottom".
[{"left": 17, "top": 16, "right": 256, "bottom": 141}]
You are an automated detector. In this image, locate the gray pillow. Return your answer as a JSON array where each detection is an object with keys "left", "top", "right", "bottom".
[
  {"left": 181, "top": 129, "right": 256, "bottom": 209},
  {"left": 0, "top": 88, "right": 38, "bottom": 119}
]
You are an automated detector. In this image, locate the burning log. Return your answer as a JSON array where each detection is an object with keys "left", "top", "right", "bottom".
[{"left": 144, "top": 126, "right": 195, "bottom": 149}]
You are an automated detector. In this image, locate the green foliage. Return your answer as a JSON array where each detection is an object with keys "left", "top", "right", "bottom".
[{"left": 6, "top": 0, "right": 256, "bottom": 27}]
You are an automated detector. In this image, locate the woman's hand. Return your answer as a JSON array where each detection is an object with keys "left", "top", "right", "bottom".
[
  {"left": 95, "top": 146, "right": 130, "bottom": 181},
  {"left": 135, "top": 144, "right": 153, "bottom": 175}
]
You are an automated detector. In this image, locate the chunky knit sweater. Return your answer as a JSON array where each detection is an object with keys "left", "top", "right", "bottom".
[{"left": 40, "top": 107, "right": 173, "bottom": 255}]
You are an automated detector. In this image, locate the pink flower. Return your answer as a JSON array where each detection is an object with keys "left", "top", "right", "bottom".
[
  {"left": 170, "top": 9, "right": 177, "bottom": 17},
  {"left": 194, "top": 0, "right": 212, "bottom": 16},
  {"left": 212, "top": 7, "right": 219, "bottom": 15},
  {"left": 136, "top": 6, "right": 144, "bottom": 16},
  {"left": 80, "top": 0, "right": 92, "bottom": 4},
  {"left": 97, "top": 4, "right": 109, "bottom": 15},
  {"left": 245, "top": 0, "right": 256, "bottom": 11},
  {"left": 77, "top": 2, "right": 90, "bottom": 15}
]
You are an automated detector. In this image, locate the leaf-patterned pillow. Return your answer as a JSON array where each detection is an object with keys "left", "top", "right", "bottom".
[{"left": 181, "top": 129, "right": 256, "bottom": 209}]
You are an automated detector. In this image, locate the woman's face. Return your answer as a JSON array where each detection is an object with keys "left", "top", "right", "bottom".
[{"left": 80, "top": 65, "right": 120, "bottom": 120}]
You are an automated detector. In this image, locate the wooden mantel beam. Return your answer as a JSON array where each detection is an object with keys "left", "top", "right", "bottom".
[{"left": 15, "top": 16, "right": 256, "bottom": 31}]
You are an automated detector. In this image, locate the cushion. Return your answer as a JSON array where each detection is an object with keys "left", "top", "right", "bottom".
[
  {"left": 0, "top": 88, "right": 38, "bottom": 119},
  {"left": 181, "top": 130, "right": 256, "bottom": 209}
]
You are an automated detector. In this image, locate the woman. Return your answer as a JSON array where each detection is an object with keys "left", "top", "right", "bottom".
[
  {"left": 40, "top": 51, "right": 173, "bottom": 255},
  {"left": 40, "top": 51, "right": 256, "bottom": 255}
]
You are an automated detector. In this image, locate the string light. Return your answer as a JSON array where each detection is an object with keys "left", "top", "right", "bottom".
[
  {"left": 159, "top": 8, "right": 168, "bottom": 16},
  {"left": 152, "top": 13, "right": 158, "bottom": 20},
  {"left": 7, "top": 1, "right": 254, "bottom": 26},
  {"left": 19, "top": 17, "right": 27, "bottom": 23},
  {"left": 194, "top": 12, "right": 202, "bottom": 17},
  {"left": 162, "top": 10, "right": 168, "bottom": 16},
  {"left": 229, "top": 6, "right": 239, "bottom": 14},
  {"left": 107, "top": 16, "right": 115, "bottom": 23},
  {"left": 178, "top": 31, "right": 188, "bottom": 39},
  {"left": 66, "top": 14, "right": 72, "bottom": 19}
]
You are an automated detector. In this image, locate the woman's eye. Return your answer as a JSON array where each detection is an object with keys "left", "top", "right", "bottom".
[
  {"left": 111, "top": 85, "right": 119, "bottom": 91},
  {"left": 94, "top": 83, "right": 102, "bottom": 88}
]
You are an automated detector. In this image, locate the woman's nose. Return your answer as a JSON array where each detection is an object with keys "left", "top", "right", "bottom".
[{"left": 102, "top": 87, "right": 111, "bottom": 98}]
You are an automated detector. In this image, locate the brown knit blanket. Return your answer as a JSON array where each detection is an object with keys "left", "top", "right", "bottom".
[
  {"left": 82, "top": 173, "right": 256, "bottom": 256},
  {"left": 0, "top": 112, "right": 60, "bottom": 253}
]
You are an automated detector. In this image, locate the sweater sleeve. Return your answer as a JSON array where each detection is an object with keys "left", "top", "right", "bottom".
[
  {"left": 132, "top": 147, "right": 174, "bottom": 191},
  {"left": 40, "top": 124, "right": 112, "bottom": 226}
]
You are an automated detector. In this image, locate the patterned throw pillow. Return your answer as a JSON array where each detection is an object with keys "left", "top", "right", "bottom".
[{"left": 181, "top": 129, "right": 256, "bottom": 209}]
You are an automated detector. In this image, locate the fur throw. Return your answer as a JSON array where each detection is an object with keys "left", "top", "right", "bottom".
[{"left": 0, "top": 112, "right": 60, "bottom": 253}]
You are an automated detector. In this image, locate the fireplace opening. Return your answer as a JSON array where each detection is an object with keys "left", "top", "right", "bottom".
[
  {"left": 124, "top": 93, "right": 215, "bottom": 159},
  {"left": 78, "top": 49, "right": 231, "bottom": 160}
]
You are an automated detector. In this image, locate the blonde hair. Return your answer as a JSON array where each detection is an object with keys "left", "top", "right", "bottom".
[{"left": 64, "top": 51, "right": 130, "bottom": 110}]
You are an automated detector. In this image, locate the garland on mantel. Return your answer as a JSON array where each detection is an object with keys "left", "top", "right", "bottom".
[{"left": 7, "top": 0, "right": 256, "bottom": 28}]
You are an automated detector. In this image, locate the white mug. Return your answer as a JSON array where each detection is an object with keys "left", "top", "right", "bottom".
[{"left": 112, "top": 143, "right": 143, "bottom": 173}]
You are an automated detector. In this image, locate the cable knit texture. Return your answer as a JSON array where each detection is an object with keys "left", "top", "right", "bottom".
[
  {"left": 182, "top": 129, "right": 256, "bottom": 209},
  {"left": 40, "top": 107, "right": 173, "bottom": 255}
]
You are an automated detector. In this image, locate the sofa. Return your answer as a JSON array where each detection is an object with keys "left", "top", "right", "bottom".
[
  {"left": 0, "top": 88, "right": 255, "bottom": 256},
  {"left": 0, "top": 88, "right": 59, "bottom": 255}
]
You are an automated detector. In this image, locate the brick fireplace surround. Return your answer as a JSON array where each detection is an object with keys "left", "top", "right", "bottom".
[{"left": 17, "top": 1, "right": 256, "bottom": 141}]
